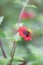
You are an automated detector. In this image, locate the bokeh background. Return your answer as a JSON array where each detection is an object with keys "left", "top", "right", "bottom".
[{"left": 0, "top": 0, "right": 43, "bottom": 65}]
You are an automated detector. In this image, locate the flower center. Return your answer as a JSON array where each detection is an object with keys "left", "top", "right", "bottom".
[{"left": 23, "top": 30, "right": 30, "bottom": 37}]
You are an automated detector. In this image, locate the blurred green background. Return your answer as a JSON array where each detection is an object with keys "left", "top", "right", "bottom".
[{"left": 0, "top": 0, "right": 43, "bottom": 65}]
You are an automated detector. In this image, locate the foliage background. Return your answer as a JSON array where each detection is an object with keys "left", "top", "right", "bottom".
[{"left": 0, "top": 0, "right": 43, "bottom": 65}]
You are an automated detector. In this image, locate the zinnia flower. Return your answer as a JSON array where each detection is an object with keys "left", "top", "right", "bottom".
[{"left": 18, "top": 26, "right": 32, "bottom": 41}]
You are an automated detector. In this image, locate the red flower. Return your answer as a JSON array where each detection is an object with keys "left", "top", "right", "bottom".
[
  {"left": 21, "top": 11, "right": 36, "bottom": 19},
  {"left": 18, "top": 26, "right": 32, "bottom": 41}
]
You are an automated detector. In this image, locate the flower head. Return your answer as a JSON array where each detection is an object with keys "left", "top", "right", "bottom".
[
  {"left": 18, "top": 26, "right": 32, "bottom": 41},
  {"left": 21, "top": 11, "right": 36, "bottom": 19}
]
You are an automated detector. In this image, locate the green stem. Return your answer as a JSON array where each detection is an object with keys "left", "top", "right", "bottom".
[
  {"left": 7, "top": 41, "right": 16, "bottom": 65},
  {"left": 0, "top": 41, "right": 7, "bottom": 58}
]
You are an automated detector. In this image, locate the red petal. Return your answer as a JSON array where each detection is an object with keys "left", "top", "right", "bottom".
[
  {"left": 19, "top": 31, "right": 25, "bottom": 37},
  {"left": 21, "top": 11, "right": 29, "bottom": 19},
  {"left": 24, "top": 36, "right": 32, "bottom": 41},
  {"left": 21, "top": 11, "right": 36, "bottom": 19},
  {"left": 18, "top": 26, "right": 27, "bottom": 34},
  {"left": 18, "top": 26, "right": 27, "bottom": 37}
]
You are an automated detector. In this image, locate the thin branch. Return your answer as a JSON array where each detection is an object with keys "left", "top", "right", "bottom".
[
  {"left": 7, "top": 41, "right": 16, "bottom": 65},
  {"left": 7, "top": 0, "right": 29, "bottom": 65},
  {"left": 10, "top": 41, "right": 16, "bottom": 58},
  {"left": 18, "top": 0, "right": 29, "bottom": 23},
  {"left": 0, "top": 41, "right": 7, "bottom": 58}
]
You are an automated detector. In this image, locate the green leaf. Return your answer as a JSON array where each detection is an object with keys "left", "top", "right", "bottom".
[
  {"left": 0, "top": 57, "right": 7, "bottom": 65},
  {"left": 0, "top": 16, "right": 4, "bottom": 26},
  {"left": 0, "top": 30, "right": 5, "bottom": 38},
  {"left": 26, "top": 5, "right": 37, "bottom": 9},
  {"left": 5, "top": 57, "right": 23, "bottom": 65},
  {"left": 13, "top": 57, "right": 24, "bottom": 62}
]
